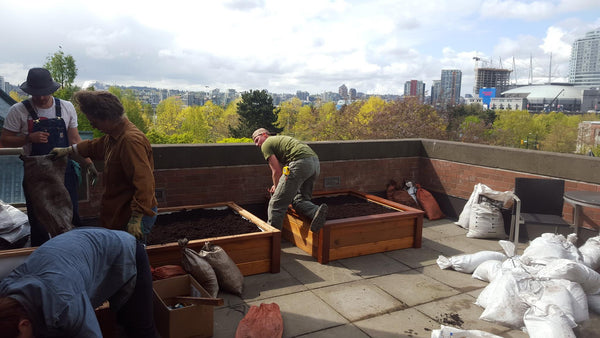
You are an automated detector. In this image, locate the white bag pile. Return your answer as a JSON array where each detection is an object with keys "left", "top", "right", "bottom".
[{"left": 437, "top": 233, "right": 600, "bottom": 338}]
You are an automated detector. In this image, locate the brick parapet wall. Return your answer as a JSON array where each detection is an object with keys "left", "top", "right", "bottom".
[{"left": 77, "top": 139, "right": 600, "bottom": 232}]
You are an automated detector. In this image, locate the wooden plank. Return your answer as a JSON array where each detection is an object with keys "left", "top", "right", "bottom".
[
  {"left": 329, "top": 237, "right": 415, "bottom": 261},
  {"left": 329, "top": 220, "right": 416, "bottom": 249}
]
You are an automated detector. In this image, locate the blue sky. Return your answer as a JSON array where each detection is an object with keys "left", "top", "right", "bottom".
[{"left": 1, "top": 0, "right": 599, "bottom": 96}]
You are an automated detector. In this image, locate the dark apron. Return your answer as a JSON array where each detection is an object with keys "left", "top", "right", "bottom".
[{"left": 23, "top": 98, "right": 81, "bottom": 245}]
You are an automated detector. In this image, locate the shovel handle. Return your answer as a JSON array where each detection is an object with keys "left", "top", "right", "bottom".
[{"left": 173, "top": 296, "right": 224, "bottom": 306}]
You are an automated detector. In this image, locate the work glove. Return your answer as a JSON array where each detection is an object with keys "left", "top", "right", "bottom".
[
  {"left": 127, "top": 211, "right": 144, "bottom": 239},
  {"left": 86, "top": 162, "right": 99, "bottom": 186},
  {"left": 50, "top": 146, "right": 73, "bottom": 159}
]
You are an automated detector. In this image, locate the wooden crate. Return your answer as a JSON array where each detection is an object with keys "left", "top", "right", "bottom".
[
  {"left": 146, "top": 201, "right": 281, "bottom": 276},
  {"left": 282, "top": 190, "right": 424, "bottom": 264}
]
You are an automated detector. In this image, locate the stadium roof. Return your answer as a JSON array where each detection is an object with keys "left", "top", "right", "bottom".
[{"left": 501, "top": 84, "right": 594, "bottom": 99}]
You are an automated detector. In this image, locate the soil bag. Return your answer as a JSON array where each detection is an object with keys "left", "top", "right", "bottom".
[
  {"left": 415, "top": 184, "right": 444, "bottom": 220},
  {"left": 521, "top": 233, "right": 582, "bottom": 265},
  {"left": 456, "top": 183, "right": 514, "bottom": 229},
  {"left": 201, "top": 241, "right": 244, "bottom": 296},
  {"left": 467, "top": 202, "right": 507, "bottom": 239},
  {"left": 235, "top": 303, "right": 283, "bottom": 338},
  {"left": 179, "top": 238, "right": 219, "bottom": 297},
  {"left": 20, "top": 154, "right": 73, "bottom": 237}
]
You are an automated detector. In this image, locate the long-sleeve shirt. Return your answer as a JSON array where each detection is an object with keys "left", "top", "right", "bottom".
[
  {"left": 0, "top": 227, "right": 137, "bottom": 337},
  {"left": 76, "top": 118, "right": 157, "bottom": 230}
]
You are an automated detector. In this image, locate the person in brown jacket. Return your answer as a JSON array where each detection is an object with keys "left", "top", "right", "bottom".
[{"left": 51, "top": 91, "right": 157, "bottom": 241}]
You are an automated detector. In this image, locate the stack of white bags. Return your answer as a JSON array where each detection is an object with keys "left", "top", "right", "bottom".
[{"left": 437, "top": 233, "right": 600, "bottom": 338}]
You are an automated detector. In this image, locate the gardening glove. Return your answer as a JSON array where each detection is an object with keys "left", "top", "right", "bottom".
[
  {"left": 127, "top": 211, "right": 144, "bottom": 239},
  {"left": 50, "top": 146, "right": 73, "bottom": 160},
  {"left": 86, "top": 162, "right": 99, "bottom": 186}
]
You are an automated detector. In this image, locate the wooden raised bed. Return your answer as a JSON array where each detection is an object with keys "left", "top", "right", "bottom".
[
  {"left": 282, "top": 190, "right": 424, "bottom": 264},
  {"left": 146, "top": 201, "right": 281, "bottom": 276},
  {"left": 0, "top": 202, "right": 281, "bottom": 278}
]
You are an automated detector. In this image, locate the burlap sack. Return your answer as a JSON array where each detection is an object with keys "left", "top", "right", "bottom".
[
  {"left": 235, "top": 303, "right": 283, "bottom": 338},
  {"left": 20, "top": 155, "right": 73, "bottom": 237},
  {"left": 179, "top": 238, "right": 219, "bottom": 297},
  {"left": 201, "top": 241, "right": 244, "bottom": 296}
]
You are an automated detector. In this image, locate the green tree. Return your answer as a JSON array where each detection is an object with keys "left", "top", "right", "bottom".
[
  {"left": 491, "top": 110, "right": 534, "bottom": 148},
  {"left": 109, "top": 87, "right": 149, "bottom": 133},
  {"left": 153, "top": 96, "right": 185, "bottom": 135},
  {"left": 229, "top": 89, "right": 282, "bottom": 138},
  {"left": 181, "top": 106, "right": 210, "bottom": 143},
  {"left": 9, "top": 91, "right": 28, "bottom": 102},
  {"left": 44, "top": 47, "right": 78, "bottom": 100},
  {"left": 275, "top": 97, "right": 303, "bottom": 135}
]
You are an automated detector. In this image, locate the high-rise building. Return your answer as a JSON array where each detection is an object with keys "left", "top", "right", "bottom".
[
  {"left": 430, "top": 80, "right": 441, "bottom": 106},
  {"left": 0, "top": 76, "right": 5, "bottom": 93},
  {"left": 569, "top": 29, "right": 600, "bottom": 86},
  {"left": 440, "top": 69, "right": 462, "bottom": 106},
  {"left": 339, "top": 84, "right": 348, "bottom": 100},
  {"left": 403, "top": 80, "right": 426, "bottom": 102},
  {"left": 474, "top": 68, "right": 512, "bottom": 95},
  {"left": 349, "top": 88, "right": 357, "bottom": 100}
]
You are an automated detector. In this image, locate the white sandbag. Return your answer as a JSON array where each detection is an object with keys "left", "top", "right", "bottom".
[
  {"left": 589, "top": 294, "right": 600, "bottom": 314},
  {"left": 537, "top": 259, "right": 600, "bottom": 295},
  {"left": 498, "top": 240, "right": 516, "bottom": 257},
  {"left": 521, "top": 233, "right": 582, "bottom": 265},
  {"left": 430, "top": 325, "right": 503, "bottom": 338},
  {"left": 437, "top": 251, "right": 506, "bottom": 274},
  {"left": 579, "top": 236, "right": 600, "bottom": 271},
  {"left": 523, "top": 304, "right": 576, "bottom": 338},
  {"left": 531, "top": 279, "right": 589, "bottom": 323},
  {"left": 472, "top": 260, "right": 503, "bottom": 283},
  {"left": 466, "top": 202, "right": 507, "bottom": 239},
  {"left": 477, "top": 271, "right": 532, "bottom": 329}
]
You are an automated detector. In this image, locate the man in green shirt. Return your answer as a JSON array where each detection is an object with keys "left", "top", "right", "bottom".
[{"left": 252, "top": 128, "right": 327, "bottom": 232}]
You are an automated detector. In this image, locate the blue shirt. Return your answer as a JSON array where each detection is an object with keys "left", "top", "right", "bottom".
[{"left": 0, "top": 227, "right": 137, "bottom": 337}]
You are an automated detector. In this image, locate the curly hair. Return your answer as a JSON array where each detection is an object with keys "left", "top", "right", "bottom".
[
  {"left": 0, "top": 297, "right": 29, "bottom": 337},
  {"left": 72, "top": 90, "right": 125, "bottom": 122}
]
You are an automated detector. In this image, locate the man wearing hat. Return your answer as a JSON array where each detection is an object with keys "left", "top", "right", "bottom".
[
  {"left": 0, "top": 67, "right": 96, "bottom": 246},
  {"left": 252, "top": 128, "right": 327, "bottom": 232}
]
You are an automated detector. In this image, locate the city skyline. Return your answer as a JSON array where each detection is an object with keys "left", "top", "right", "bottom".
[{"left": 1, "top": 1, "right": 599, "bottom": 95}]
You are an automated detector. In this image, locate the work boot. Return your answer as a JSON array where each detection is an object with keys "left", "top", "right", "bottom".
[{"left": 310, "top": 204, "right": 328, "bottom": 233}]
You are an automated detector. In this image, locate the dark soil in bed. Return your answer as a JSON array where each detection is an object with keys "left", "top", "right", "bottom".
[
  {"left": 146, "top": 208, "right": 261, "bottom": 245},
  {"left": 146, "top": 195, "right": 399, "bottom": 245}
]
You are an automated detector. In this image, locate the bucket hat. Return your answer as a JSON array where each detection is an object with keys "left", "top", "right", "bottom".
[{"left": 20, "top": 68, "right": 61, "bottom": 96}]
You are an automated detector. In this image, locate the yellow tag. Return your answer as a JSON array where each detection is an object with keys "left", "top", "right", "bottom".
[{"left": 283, "top": 166, "right": 290, "bottom": 175}]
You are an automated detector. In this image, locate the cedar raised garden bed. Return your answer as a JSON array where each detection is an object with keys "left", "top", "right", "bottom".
[
  {"left": 146, "top": 202, "right": 281, "bottom": 276},
  {"left": 283, "top": 190, "right": 424, "bottom": 264},
  {"left": 0, "top": 202, "right": 281, "bottom": 278}
]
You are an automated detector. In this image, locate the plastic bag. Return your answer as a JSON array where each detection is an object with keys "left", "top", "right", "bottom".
[
  {"left": 235, "top": 303, "right": 283, "bottom": 338},
  {"left": 456, "top": 183, "right": 514, "bottom": 229},
  {"left": 431, "top": 325, "right": 503, "bottom": 338},
  {"left": 472, "top": 260, "right": 503, "bottom": 283},
  {"left": 0, "top": 200, "right": 30, "bottom": 244},
  {"left": 200, "top": 241, "right": 244, "bottom": 296}
]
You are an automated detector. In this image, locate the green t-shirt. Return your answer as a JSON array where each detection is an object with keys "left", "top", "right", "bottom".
[{"left": 261, "top": 135, "right": 317, "bottom": 164}]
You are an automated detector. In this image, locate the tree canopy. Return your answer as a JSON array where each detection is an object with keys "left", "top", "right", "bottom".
[
  {"left": 44, "top": 48, "right": 78, "bottom": 100},
  {"left": 229, "top": 89, "right": 282, "bottom": 138}
]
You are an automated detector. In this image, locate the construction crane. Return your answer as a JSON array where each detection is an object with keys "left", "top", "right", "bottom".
[{"left": 544, "top": 89, "right": 565, "bottom": 112}]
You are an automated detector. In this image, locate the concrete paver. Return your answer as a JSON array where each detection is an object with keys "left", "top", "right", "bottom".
[{"left": 211, "top": 218, "right": 600, "bottom": 337}]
